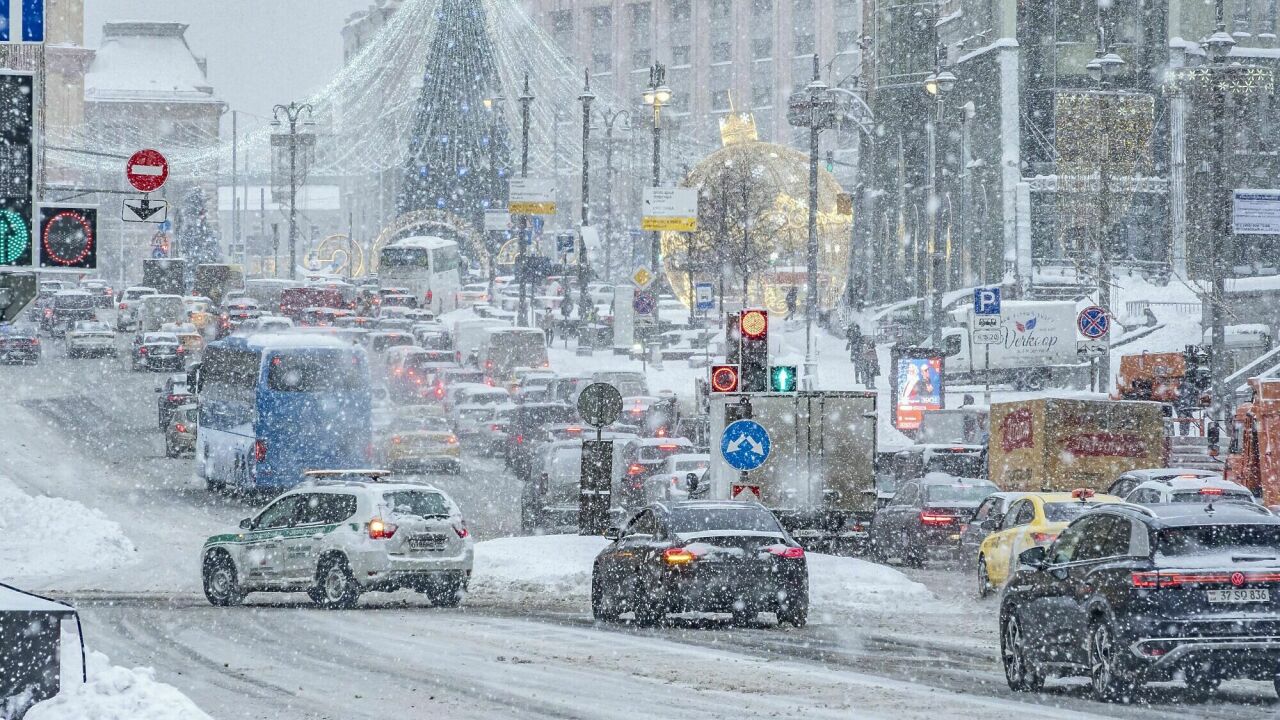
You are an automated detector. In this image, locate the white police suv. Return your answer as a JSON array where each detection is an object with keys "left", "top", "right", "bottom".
[{"left": 201, "top": 470, "right": 474, "bottom": 608}]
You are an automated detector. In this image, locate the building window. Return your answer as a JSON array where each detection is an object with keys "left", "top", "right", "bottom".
[
  {"left": 591, "top": 6, "right": 612, "bottom": 29},
  {"left": 753, "top": 0, "right": 773, "bottom": 17},
  {"left": 712, "top": 89, "right": 731, "bottom": 111},
  {"left": 712, "top": 0, "right": 732, "bottom": 19},
  {"left": 752, "top": 83, "right": 773, "bottom": 107},
  {"left": 838, "top": 31, "right": 858, "bottom": 50},
  {"left": 672, "top": 44, "right": 691, "bottom": 65},
  {"left": 671, "top": 0, "right": 691, "bottom": 23},
  {"left": 793, "top": 33, "right": 815, "bottom": 56},
  {"left": 629, "top": 3, "right": 651, "bottom": 42},
  {"left": 713, "top": 41, "right": 732, "bottom": 62},
  {"left": 632, "top": 48, "right": 651, "bottom": 68},
  {"left": 551, "top": 10, "right": 572, "bottom": 33},
  {"left": 593, "top": 51, "right": 613, "bottom": 73},
  {"left": 752, "top": 38, "right": 773, "bottom": 60}
]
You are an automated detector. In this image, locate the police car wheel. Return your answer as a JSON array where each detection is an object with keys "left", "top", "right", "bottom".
[
  {"left": 314, "top": 556, "right": 360, "bottom": 609},
  {"left": 203, "top": 553, "right": 243, "bottom": 607}
]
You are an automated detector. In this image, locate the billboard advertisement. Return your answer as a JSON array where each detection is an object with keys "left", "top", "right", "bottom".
[{"left": 891, "top": 346, "right": 944, "bottom": 432}]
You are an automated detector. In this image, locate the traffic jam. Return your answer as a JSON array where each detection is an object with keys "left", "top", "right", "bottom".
[{"left": 9, "top": 257, "right": 1280, "bottom": 711}]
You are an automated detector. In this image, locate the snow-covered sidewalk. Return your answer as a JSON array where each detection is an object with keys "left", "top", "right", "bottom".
[
  {"left": 0, "top": 475, "right": 137, "bottom": 585},
  {"left": 23, "top": 645, "right": 212, "bottom": 720}
]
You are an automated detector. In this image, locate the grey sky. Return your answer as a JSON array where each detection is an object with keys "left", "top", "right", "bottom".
[{"left": 85, "top": 0, "right": 371, "bottom": 123}]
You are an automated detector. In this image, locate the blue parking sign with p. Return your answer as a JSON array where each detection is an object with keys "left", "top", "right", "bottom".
[{"left": 974, "top": 287, "right": 1001, "bottom": 316}]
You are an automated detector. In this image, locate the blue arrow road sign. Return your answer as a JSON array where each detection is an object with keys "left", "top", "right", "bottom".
[
  {"left": 721, "top": 419, "right": 772, "bottom": 472},
  {"left": 0, "top": 0, "right": 44, "bottom": 43},
  {"left": 1077, "top": 305, "right": 1110, "bottom": 339},
  {"left": 974, "top": 287, "right": 1001, "bottom": 316}
]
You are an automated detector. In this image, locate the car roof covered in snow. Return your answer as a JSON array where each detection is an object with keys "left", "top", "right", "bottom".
[{"left": 1105, "top": 502, "right": 1277, "bottom": 527}]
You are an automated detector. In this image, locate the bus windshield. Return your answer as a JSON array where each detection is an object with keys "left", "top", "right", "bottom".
[
  {"left": 381, "top": 247, "right": 430, "bottom": 268},
  {"left": 267, "top": 352, "right": 366, "bottom": 393}
]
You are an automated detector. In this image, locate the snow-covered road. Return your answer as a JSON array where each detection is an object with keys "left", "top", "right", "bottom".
[{"left": 7, "top": 335, "right": 1280, "bottom": 718}]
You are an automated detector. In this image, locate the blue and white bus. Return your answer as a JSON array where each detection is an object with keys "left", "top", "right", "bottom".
[
  {"left": 377, "top": 236, "right": 463, "bottom": 316},
  {"left": 195, "top": 333, "right": 373, "bottom": 494}
]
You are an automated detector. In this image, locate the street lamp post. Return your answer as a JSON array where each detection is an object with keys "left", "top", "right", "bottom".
[
  {"left": 642, "top": 62, "right": 672, "bottom": 273},
  {"left": 271, "top": 101, "right": 315, "bottom": 281},
  {"left": 922, "top": 56, "right": 956, "bottom": 348},
  {"left": 596, "top": 109, "right": 631, "bottom": 282},
  {"left": 578, "top": 71, "right": 595, "bottom": 336},
  {"left": 1168, "top": 0, "right": 1274, "bottom": 435},
  {"left": 804, "top": 56, "right": 827, "bottom": 385},
  {"left": 517, "top": 73, "right": 534, "bottom": 328},
  {"left": 483, "top": 93, "right": 505, "bottom": 293},
  {"left": 1083, "top": 24, "right": 1126, "bottom": 389}
]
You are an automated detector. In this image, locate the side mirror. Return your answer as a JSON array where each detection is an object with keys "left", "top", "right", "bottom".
[
  {"left": 238, "top": 517, "right": 253, "bottom": 530},
  {"left": 980, "top": 517, "right": 999, "bottom": 531},
  {"left": 685, "top": 472, "right": 699, "bottom": 491},
  {"left": 1018, "top": 546, "right": 1047, "bottom": 570},
  {"left": 604, "top": 527, "right": 622, "bottom": 541}
]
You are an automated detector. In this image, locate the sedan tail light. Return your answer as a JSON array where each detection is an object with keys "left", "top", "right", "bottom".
[
  {"left": 626, "top": 463, "right": 646, "bottom": 476},
  {"left": 919, "top": 511, "right": 957, "bottom": 527},
  {"left": 662, "top": 547, "right": 696, "bottom": 565},
  {"left": 1030, "top": 532, "right": 1058, "bottom": 545},
  {"left": 367, "top": 518, "right": 397, "bottom": 540},
  {"left": 453, "top": 522, "right": 469, "bottom": 539},
  {"left": 175, "top": 423, "right": 188, "bottom": 433},
  {"left": 253, "top": 439, "right": 267, "bottom": 463},
  {"left": 138, "top": 346, "right": 148, "bottom": 355},
  {"left": 766, "top": 545, "right": 805, "bottom": 559}
]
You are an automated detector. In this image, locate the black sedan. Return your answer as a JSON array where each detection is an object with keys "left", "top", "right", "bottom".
[
  {"left": 0, "top": 323, "right": 41, "bottom": 365},
  {"left": 1001, "top": 503, "right": 1280, "bottom": 701},
  {"left": 870, "top": 472, "right": 997, "bottom": 567},
  {"left": 592, "top": 500, "right": 808, "bottom": 627}
]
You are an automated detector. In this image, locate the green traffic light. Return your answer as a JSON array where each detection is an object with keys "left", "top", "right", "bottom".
[
  {"left": 0, "top": 209, "right": 30, "bottom": 265},
  {"left": 770, "top": 365, "right": 798, "bottom": 393}
]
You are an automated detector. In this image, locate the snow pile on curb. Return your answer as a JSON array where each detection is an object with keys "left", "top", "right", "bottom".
[
  {"left": 26, "top": 649, "right": 211, "bottom": 720},
  {"left": 470, "top": 534, "right": 609, "bottom": 598},
  {"left": 806, "top": 553, "right": 934, "bottom": 611},
  {"left": 0, "top": 475, "right": 136, "bottom": 582},
  {"left": 468, "top": 535, "right": 934, "bottom": 613}
]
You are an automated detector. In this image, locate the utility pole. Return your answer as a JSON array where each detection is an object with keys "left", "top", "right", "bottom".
[
  {"left": 517, "top": 73, "right": 534, "bottom": 328},
  {"left": 1085, "top": 21, "right": 1124, "bottom": 388},
  {"left": 923, "top": 48, "right": 956, "bottom": 348},
  {"left": 579, "top": 71, "right": 595, "bottom": 329},
  {"left": 596, "top": 108, "right": 630, "bottom": 283},
  {"left": 231, "top": 110, "right": 239, "bottom": 265},
  {"left": 642, "top": 63, "right": 672, "bottom": 273},
  {"left": 804, "top": 55, "right": 825, "bottom": 385},
  {"left": 483, "top": 92, "right": 505, "bottom": 292}
]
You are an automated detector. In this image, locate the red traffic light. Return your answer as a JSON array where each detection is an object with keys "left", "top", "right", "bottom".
[
  {"left": 740, "top": 309, "right": 768, "bottom": 340},
  {"left": 710, "top": 364, "right": 740, "bottom": 393}
]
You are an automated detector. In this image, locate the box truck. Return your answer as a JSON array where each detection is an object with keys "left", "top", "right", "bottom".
[
  {"left": 988, "top": 397, "right": 1167, "bottom": 492},
  {"left": 940, "top": 301, "right": 1087, "bottom": 390},
  {"left": 708, "top": 391, "right": 877, "bottom": 550}
]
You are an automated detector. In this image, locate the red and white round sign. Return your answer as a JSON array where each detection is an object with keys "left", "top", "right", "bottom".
[{"left": 126, "top": 149, "right": 169, "bottom": 193}]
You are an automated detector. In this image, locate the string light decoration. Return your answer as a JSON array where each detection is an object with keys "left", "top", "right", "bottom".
[
  {"left": 1052, "top": 91, "right": 1155, "bottom": 259},
  {"left": 44, "top": 0, "right": 721, "bottom": 196}
]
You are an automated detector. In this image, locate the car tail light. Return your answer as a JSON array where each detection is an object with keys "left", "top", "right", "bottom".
[
  {"left": 490, "top": 424, "right": 501, "bottom": 432},
  {"left": 425, "top": 290, "right": 433, "bottom": 304},
  {"left": 1199, "top": 487, "right": 1225, "bottom": 496},
  {"left": 663, "top": 547, "right": 696, "bottom": 565},
  {"left": 766, "top": 545, "right": 805, "bottom": 559},
  {"left": 138, "top": 346, "right": 148, "bottom": 354},
  {"left": 485, "top": 360, "right": 493, "bottom": 370},
  {"left": 254, "top": 439, "right": 267, "bottom": 462},
  {"left": 43, "top": 308, "right": 52, "bottom": 317},
  {"left": 119, "top": 303, "right": 128, "bottom": 310},
  {"left": 367, "top": 518, "right": 397, "bottom": 540},
  {"left": 175, "top": 423, "right": 187, "bottom": 433},
  {"left": 627, "top": 463, "right": 645, "bottom": 476},
  {"left": 516, "top": 434, "right": 524, "bottom": 445},
  {"left": 392, "top": 435, "right": 403, "bottom": 445},
  {"left": 446, "top": 434, "right": 458, "bottom": 445},
  {"left": 920, "top": 511, "right": 956, "bottom": 526},
  {"left": 1030, "top": 532, "right": 1057, "bottom": 545},
  {"left": 167, "top": 394, "right": 183, "bottom": 402},
  {"left": 453, "top": 522, "right": 469, "bottom": 538},
  {"left": 657, "top": 443, "right": 679, "bottom": 450},
  {"left": 176, "top": 345, "right": 185, "bottom": 354},
  {"left": 656, "top": 427, "right": 667, "bottom": 437}
]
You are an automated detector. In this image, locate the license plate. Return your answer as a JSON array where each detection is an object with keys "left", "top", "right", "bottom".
[
  {"left": 1207, "top": 588, "right": 1270, "bottom": 603},
  {"left": 408, "top": 533, "right": 447, "bottom": 551}
]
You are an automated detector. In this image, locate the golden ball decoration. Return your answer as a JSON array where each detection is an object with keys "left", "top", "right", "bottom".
[{"left": 659, "top": 126, "right": 852, "bottom": 315}]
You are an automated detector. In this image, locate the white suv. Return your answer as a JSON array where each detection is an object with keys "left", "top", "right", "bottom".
[
  {"left": 1124, "top": 475, "right": 1257, "bottom": 506},
  {"left": 201, "top": 471, "right": 474, "bottom": 608}
]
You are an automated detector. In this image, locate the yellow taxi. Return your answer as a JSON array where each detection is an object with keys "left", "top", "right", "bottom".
[
  {"left": 160, "top": 322, "right": 205, "bottom": 357},
  {"left": 976, "top": 489, "right": 1123, "bottom": 596},
  {"left": 384, "top": 423, "right": 461, "bottom": 475},
  {"left": 184, "top": 296, "right": 216, "bottom": 332}
]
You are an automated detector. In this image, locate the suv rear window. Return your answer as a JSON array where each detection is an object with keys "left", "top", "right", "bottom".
[
  {"left": 56, "top": 295, "right": 94, "bottom": 309},
  {"left": 383, "top": 491, "right": 450, "bottom": 518},
  {"left": 670, "top": 507, "right": 782, "bottom": 534},
  {"left": 1156, "top": 524, "right": 1280, "bottom": 557},
  {"left": 924, "top": 483, "right": 995, "bottom": 503},
  {"left": 1171, "top": 491, "right": 1255, "bottom": 504}
]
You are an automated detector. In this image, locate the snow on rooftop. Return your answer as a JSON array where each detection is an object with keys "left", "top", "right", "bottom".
[{"left": 85, "top": 22, "right": 220, "bottom": 105}]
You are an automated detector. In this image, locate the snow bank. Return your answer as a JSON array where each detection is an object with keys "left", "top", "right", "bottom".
[
  {"left": 469, "top": 534, "right": 608, "bottom": 598},
  {"left": 27, "top": 649, "right": 211, "bottom": 720},
  {"left": 468, "top": 535, "right": 935, "bottom": 615},
  {"left": 806, "top": 553, "right": 934, "bottom": 611},
  {"left": 0, "top": 475, "right": 137, "bottom": 582}
]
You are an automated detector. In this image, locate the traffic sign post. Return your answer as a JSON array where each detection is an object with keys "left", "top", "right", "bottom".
[
  {"left": 633, "top": 290, "right": 656, "bottom": 316},
  {"left": 122, "top": 197, "right": 167, "bottom": 223},
  {"left": 722, "top": 418, "right": 771, "bottom": 503},
  {"left": 1077, "top": 306, "right": 1111, "bottom": 392},
  {"left": 971, "top": 293, "right": 1002, "bottom": 407},
  {"left": 641, "top": 187, "right": 698, "bottom": 232},
  {"left": 126, "top": 149, "right": 168, "bottom": 193},
  {"left": 710, "top": 365, "right": 740, "bottom": 393},
  {"left": 37, "top": 205, "right": 96, "bottom": 270},
  {"left": 577, "top": 382, "right": 623, "bottom": 439},
  {"left": 974, "top": 287, "right": 1001, "bottom": 316},
  {"left": 631, "top": 266, "right": 654, "bottom": 289},
  {"left": 694, "top": 282, "right": 714, "bottom": 312}
]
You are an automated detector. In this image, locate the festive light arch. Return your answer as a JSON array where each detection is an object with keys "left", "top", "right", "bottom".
[{"left": 370, "top": 210, "right": 488, "bottom": 274}]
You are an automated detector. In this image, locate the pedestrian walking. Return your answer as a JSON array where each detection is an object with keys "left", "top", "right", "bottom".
[
  {"left": 541, "top": 311, "right": 555, "bottom": 347},
  {"left": 846, "top": 323, "right": 864, "bottom": 383},
  {"left": 785, "top": 286, "right": 799, "bottom": 321},
  {"left": 862, "top": 338, "right": 880, "bottom": 389}
]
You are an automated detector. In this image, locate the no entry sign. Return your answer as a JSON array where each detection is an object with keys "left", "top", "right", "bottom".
[{"left": 126, "top": 149, "right": 169, "bottom": 193}]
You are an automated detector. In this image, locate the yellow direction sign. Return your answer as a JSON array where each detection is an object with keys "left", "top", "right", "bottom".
[
  {"left": 509, "top": 201, "right": 556, "bottom": 215},
  {"left": 641, "top": 216, "right": 697, "bottom": 232},
  {"left": 631, "top": 266, "right": 655, "bottom": 289},
  {"left": 509, "top": 178, "right": 557, "bottom": 216}
]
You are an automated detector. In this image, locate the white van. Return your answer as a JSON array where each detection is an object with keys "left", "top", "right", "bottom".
[{"left": 139, "top": 294, "right": 187, "bottom": 333}]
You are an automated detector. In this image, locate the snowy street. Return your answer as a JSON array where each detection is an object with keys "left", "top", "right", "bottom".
[{"left": 4, "top": 336, "right": 1280, "bottom": 718}]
